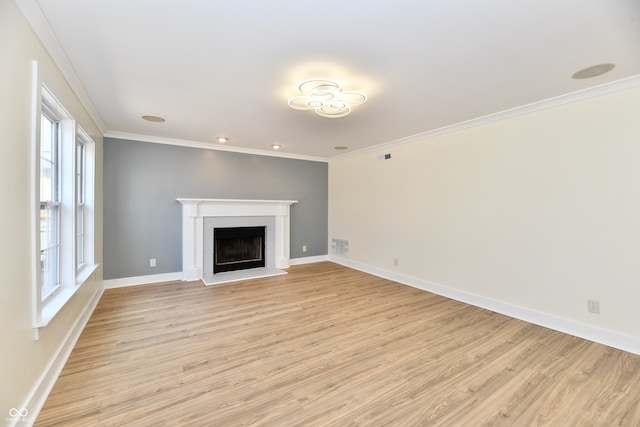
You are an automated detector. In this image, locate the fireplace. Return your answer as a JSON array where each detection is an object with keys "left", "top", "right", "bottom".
[
  {"left": 177, "top": 198, "right": 298, "bottom": 285},
  {"left": 214, "top": 226, "right": 266, "bottom": 273}
]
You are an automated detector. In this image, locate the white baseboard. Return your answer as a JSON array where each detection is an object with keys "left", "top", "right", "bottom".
[
  {"left": 14, "top": 287, "right": 103, "bottom": 427},
  {"left": 289, "top": 255, "right": 329, "bottom": 265},
  {"left": 103, "top": 263, "right": 333, "bottom": 288},
  {"left": 330, "top": 256, "right": 640, "bottom": 356},
  {"left": 104, "top": 272, "right": 183, "bottom": 289}
]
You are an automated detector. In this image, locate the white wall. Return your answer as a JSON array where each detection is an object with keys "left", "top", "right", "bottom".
[
  {"left": 1, "top": 1, "right": 103, "bottom": 421},
  {"left": 329, "top": 85, "right": 640, "bottom": 352}
]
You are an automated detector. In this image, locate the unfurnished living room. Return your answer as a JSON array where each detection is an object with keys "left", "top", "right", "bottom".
[{"left": 3, "top": 1, "right": 640, "bottom": 426}]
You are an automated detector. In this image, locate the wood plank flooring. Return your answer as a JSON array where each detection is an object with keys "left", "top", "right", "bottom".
[{"left": 36, "top": 262, "right": 640, "bottom": 426}]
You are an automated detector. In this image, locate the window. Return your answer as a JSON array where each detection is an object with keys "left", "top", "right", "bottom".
[
  {"left": 76, "top": 138, "right": 85, "bottom": 268},
  {"left": 40, "top": 109, "right": 61, "bottom": 300},
  {"left": 32, "top": 82, "right": 97, "bottom": 330},
  {"left": 74, "top": 127, "right": 96, "bottom": 274}
]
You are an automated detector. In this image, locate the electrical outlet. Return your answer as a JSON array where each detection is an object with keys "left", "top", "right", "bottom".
[
  {"left": 587, "top": 299, "right": 600, "bottom": 314},
  {"left": 150, "top": 258, "right": 156, "bottom": 267},
  {"left": 394, "top": 258, "right": 399, "bottom": 267},
  {"left": 302, "top": 245, "right": 307, "bottom": 252}
]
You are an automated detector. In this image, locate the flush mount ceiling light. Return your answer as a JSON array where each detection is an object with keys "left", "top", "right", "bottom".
[
  {"left": 141, "top": 115, "right": 165, "bottom": 122},
  {"left": 216, "top": 137, "right": 229, "bottom": 143},
  {"left": 572, "top": 63, "right": 615, "bottom": 79},
  {"left": 288, "top": 79, "right": 367, "bottom": 118},
  {"left": 271, "top": 144, "right": 282, "bottom": 150}
]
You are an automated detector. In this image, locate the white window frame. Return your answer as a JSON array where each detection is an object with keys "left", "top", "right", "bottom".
[
  {"left": 39, "top": 110, "right": 62, "bottom": 301},
  {"left": 75, "top": 127, "right": 96, "bottom": 278},
  {"left": 31, "top": 61, "right": 97, "bottom": 334},
  {"left": 76, "top": 138, "right": 85, "bottom": 268}
]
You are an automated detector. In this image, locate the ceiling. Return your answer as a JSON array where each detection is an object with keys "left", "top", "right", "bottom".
[{"left": 20, "top": 0, "right": 640, "bottom": 160}]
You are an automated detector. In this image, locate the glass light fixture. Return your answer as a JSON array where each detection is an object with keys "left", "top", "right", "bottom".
[{"left": 288, "top": 79, "right": 367, "bottom": 118}]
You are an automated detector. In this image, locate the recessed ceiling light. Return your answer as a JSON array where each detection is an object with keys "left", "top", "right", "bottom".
[
  {"left": 141, "top": 115, "right": 165, "bottom": 122},
  {"left": 271, "top": 144, "right": 282, "bottom": 150},
  {"left": 571, "top": 63, "right": 615, "bottom": 80},
  {"left": 217, "top": 137, "right": 229, "bottom": 143},
  {"left": 334, "top": 146, "right": 349, "bottom": 150}
]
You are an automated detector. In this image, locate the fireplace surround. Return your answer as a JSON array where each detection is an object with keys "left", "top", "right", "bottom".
[{"left": 177, "top": 198, "right": 297, "bottom": 285}]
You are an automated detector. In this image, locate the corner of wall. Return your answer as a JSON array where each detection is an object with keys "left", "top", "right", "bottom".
[{"left": 330, "top": 256, "right": 640, "bottom": 356}]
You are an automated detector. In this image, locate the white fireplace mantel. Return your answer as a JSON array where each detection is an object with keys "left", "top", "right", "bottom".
[{"left": 177, "top": 198, "right": 298, "bottom": 282}]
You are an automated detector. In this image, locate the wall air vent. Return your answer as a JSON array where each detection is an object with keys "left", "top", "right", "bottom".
[{"left": 331, "top": 238, "right": 349, "bottom": 258}]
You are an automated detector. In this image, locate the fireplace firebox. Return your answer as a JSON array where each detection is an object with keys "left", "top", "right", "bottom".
[{"left": 213, "top": 226, "right": 266, "bottom": 273}]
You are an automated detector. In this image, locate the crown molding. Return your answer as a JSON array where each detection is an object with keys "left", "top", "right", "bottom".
[
  {"left": 332, "top": 74, "right": 640, "bottom": 162},
  {"left": 16, "top": 0, "right": 639, "bottom": 162},
  {"left": 104, "top": 131, "right": 329, "bottom": 163},
  {"left": 15, "top": 0, "right": 107, "bottom": 134}
]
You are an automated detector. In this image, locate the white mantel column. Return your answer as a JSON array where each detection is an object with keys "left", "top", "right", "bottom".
[
  {"left": 275, "top": 208, "right": 290, "bottom": 269},
  {"left": 180, "top": 200, "right": 200, "bottom": 281}
]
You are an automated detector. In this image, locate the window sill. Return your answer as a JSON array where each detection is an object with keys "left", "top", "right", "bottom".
[{"left": 34, "top": 263, "right": 99, "bottom": 329}]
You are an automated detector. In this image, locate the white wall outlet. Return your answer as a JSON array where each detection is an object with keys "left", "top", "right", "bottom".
[
  {"left": 302, "top": 245, "right": 307, "bottom": 252},
  {"left": 150, "top": 258, "right": 156, "bottom": 267},
  {"left": 394, "top": 258, "right": 399, "bottom": 267},
  {"left": 587, "top": 299, "right": 600, "bottom": 314}
]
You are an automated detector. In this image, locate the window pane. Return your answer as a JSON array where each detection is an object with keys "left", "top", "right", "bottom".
[
  {"left": 40, "top": 204, "right": 59, "bottom": 298},
  {"left": 40, "top": 115, "right": 58, "bottom": 203},
  {"left": 40, "top": 115, "right": 53, "bottom": 161},
  {"left": 76, "top": 142, "right": 84, "bottom": 203},
  {"left": 76, "top": 204, "right": 84, "bottom": 266},
  {"left": 40, "top": 206, "right": 51, "bottom": 249},
  {"left": 40, "top": 159, "right": 54, "bottom": 202}
]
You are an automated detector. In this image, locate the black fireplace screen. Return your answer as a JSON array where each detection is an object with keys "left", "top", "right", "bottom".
[{"left": 214, "top": 226, "right": 266, "bottom": 273}]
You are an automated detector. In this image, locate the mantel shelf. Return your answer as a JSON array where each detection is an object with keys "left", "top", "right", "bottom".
[{"left": 177, "top": 198, "right": 298, "bottom": 206}]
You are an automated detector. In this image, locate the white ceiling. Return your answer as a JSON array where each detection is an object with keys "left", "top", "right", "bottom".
[{"left": 21, "top": 0, "right": 640, "bottom": 159}]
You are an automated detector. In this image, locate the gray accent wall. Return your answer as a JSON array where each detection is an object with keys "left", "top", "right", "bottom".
[{"left": 104, "top": 137, "right": 328, "bottom": 279}]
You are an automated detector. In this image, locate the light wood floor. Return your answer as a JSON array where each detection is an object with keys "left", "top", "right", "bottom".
[{"left": 36, "top": 262, "right": 640, "bottom": 426}]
